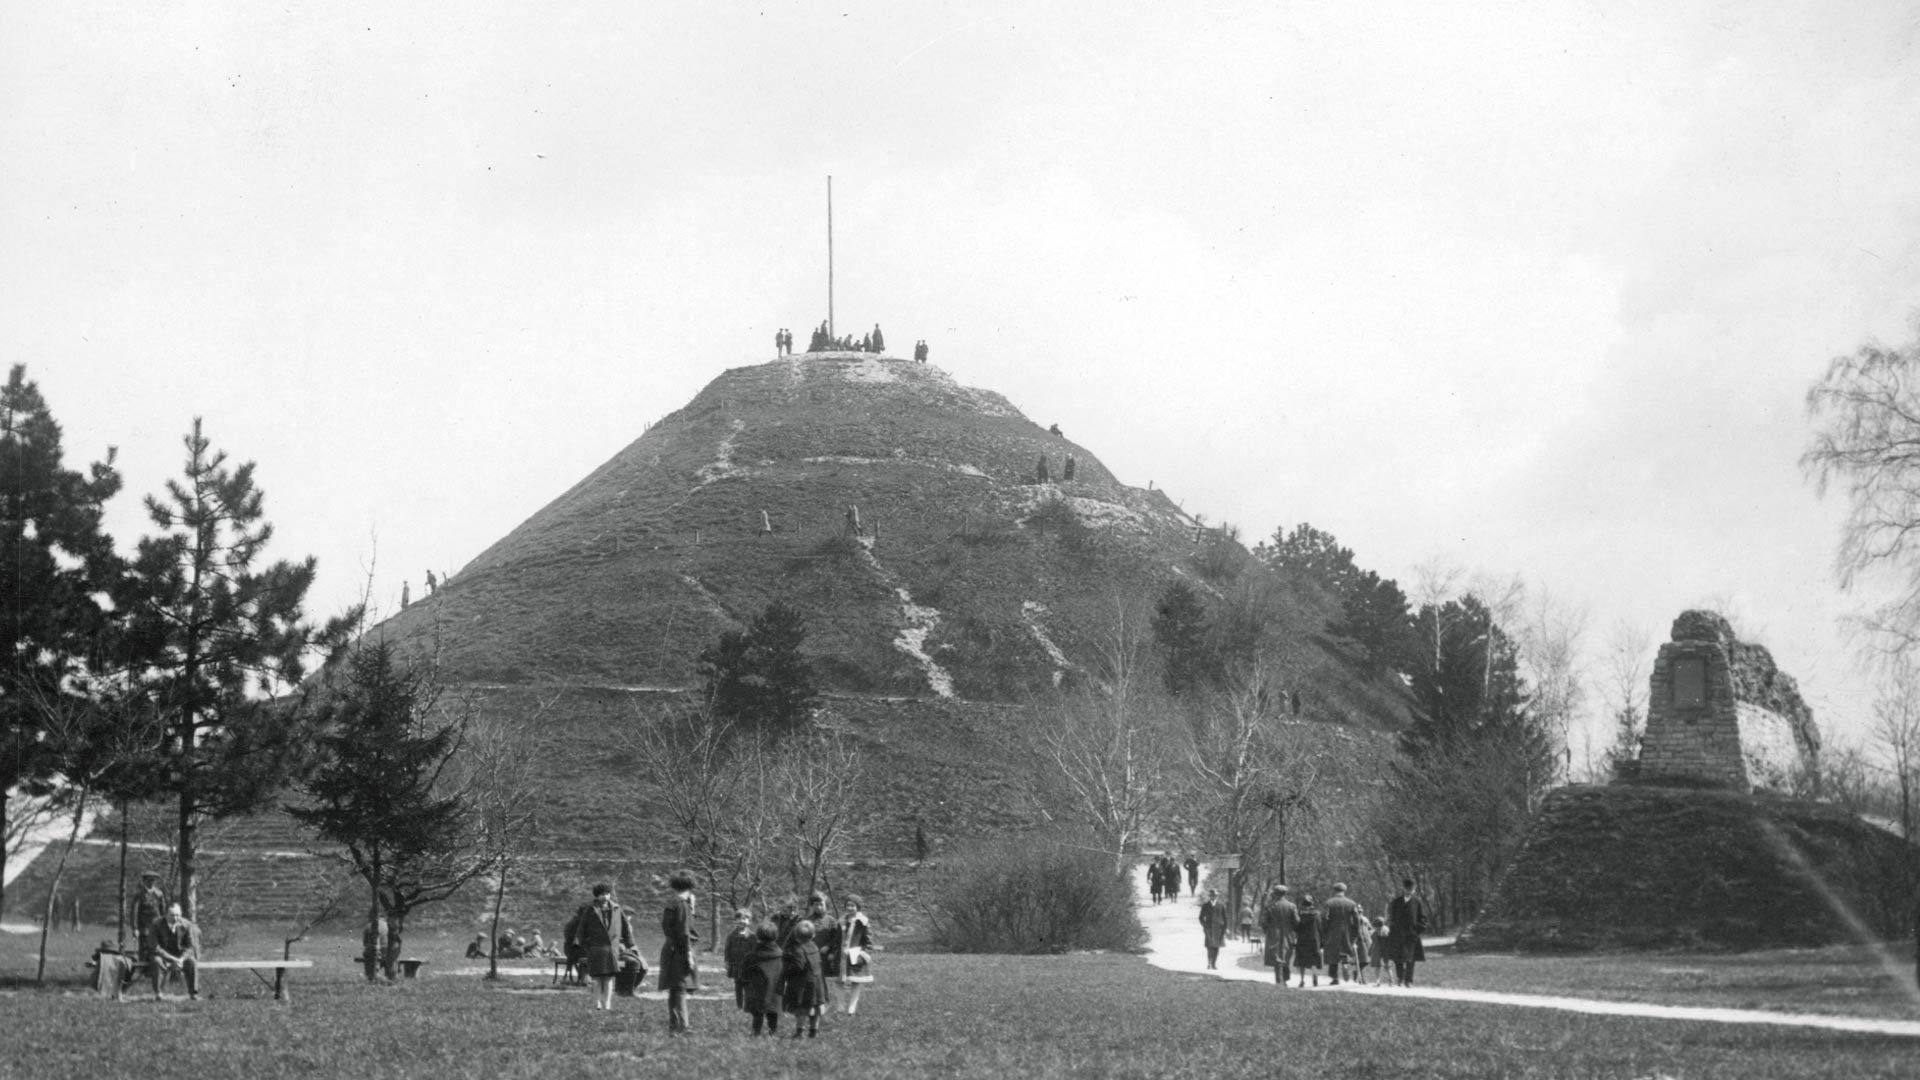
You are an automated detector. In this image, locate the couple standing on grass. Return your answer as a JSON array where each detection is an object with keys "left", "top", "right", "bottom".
[
  {"left": 1259, "top": 878, "right": 1428, "bottom": 988},
  {"left": 567, "top": 871, "right": 700, "bottom": 1033}
]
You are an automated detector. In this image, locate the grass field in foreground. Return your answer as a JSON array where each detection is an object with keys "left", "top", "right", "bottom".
[{"left": 3, "top": 929, "right": 1919, "bottom": 1079}]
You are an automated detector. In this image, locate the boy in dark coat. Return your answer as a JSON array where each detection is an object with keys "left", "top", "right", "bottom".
[
  {"left": 724, "top": 909, "right": 756, "bottom": 1010},
  {"left": 782, "top": 919, "right": 830, "bottom": 1038},
  {"left": 742, "top": 923, "right": 787, "bottom": 1035}
]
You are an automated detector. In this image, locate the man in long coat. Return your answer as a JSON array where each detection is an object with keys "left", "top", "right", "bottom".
[
  {"left": 569, "top": 883, "right": 634, "bottom": 1010},
  {"left": 1321, "top": 882, "right": 1362, "bottom": 984},
  {"left": 1385, "top": 877, "right": 1428, "bottom": 987},
  {"left": 1198, "top": 889, "right": 1230, "bottom": 970},
  {"left": 148, "top": 903, "right": 199, "bottom": 1000},
  {"left": 1258, "top": 884, "right": 1299, "bottom": 986}
]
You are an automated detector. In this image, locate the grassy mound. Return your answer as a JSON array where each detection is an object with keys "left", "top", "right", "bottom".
[{"left": 1459, "top": 783, "right": 1919, "bottom": 953}]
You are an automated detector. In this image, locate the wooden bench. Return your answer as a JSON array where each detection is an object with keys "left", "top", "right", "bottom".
[{"left": 193, "top": 959, "right": 315, "bottom": 1002}]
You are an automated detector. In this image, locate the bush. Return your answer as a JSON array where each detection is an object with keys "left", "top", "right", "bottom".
[{"left": 925, "top": 833, "right": 1144, "bottom": 954}]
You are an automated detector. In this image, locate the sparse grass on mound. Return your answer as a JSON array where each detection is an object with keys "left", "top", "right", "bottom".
[{"left": 3, "top": 926, "right": 1917, "bottom": 1079}]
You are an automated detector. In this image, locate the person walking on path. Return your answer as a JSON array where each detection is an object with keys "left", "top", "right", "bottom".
[
  {"left": 1164, "top": 856, "right": 1182, "bottom": 901},
  {"left": 1148, "top": 861, "right": 1165, "bottom": 904},
  {"left": 1386, "top": 877, "right": 1429, "bottom": 987},
  {"left": 1321, "top": 882, "right": 1362, "bottom": 985},
  {"left": 570, "top": 883, "right": 635, "bottom": 1011},
  {"left": 1293, "top": 896, "right": 1324, "bottom": 987},
  {"left": 660, "top": 870, "right": 700, "bottom": 1033},
  {"left": 1237, "top": 898, "right": 1255, "bottom": 942},
  {"left": 1184, "top": 855, "right": 1200, "bottom": 893},
  {"left": 1259, "top": 885, "right": 1299, "bottom": 986},
  {"left": 1198, "top": 889, "right": 1230, "bottom": 970}
]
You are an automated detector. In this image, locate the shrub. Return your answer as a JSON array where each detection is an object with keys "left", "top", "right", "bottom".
[{"left": 925, "top": 832, "right": 1143, "bottom": 954}]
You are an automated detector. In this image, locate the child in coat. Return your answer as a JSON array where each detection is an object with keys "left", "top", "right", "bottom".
[
  {"left": 782, "top": 919, "right": 831, "bottom": 1038},
  {"left": 741, "top": 923, "right": 787, "bottom": 1035},
  {"left": 723, "top": 909, "right": 756, "bottom": 1011}
]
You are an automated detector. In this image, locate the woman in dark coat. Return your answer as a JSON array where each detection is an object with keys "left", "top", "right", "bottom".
[
  {"left": 740, "top": 923, "right": 787, "bottom": 1035},
  {"left": 569, "top": 883, "right": 635, "bottom": 1010},
  {"left": 1292, "top": 896, "right": 1324, "bottom": 987},
  {"left": 659, "top": 870, "right": 699, "bottom": 1033},
  {"left": 1385, "top": 878, "right": 1428, "bottom": 987},
  {"left": 1197, "top": 889, "right": 1230, "bottom": 970},
  {"left": 782, "top": 919, "right": 831, "bottom": 1038}
]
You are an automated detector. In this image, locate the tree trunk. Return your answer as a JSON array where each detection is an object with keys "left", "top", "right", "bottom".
[
  {"left": 705, "top": 869, "right": 719, "bottom": 950},
  {"left": 36, "top": 784, "right": 90, "bottom": 983},
  {"left": 276, "top": 936, "right": 293, "bottom": 1002},
  {"left": 364, "top": 853, "right": 382, "bottom": 982},
  {"left": 385, "top": 910, "right": 403, "bottom": 982},
  {"left": 1, "top": 790, "right": 9, "bottom": 923},
  {"left": 115, "top": 803, "right": 130, "bottom": 948},
  {"left": 488, "top": 860, "right": 508, "bottom": 979},
  {"left": 177, "top": 712, "right": 198, "bottom": 921}
]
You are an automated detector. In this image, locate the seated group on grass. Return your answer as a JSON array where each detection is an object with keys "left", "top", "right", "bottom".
[
  {"left": 465, "top": 928, "right": 562, "bottom": 961},
  {"left": 561, "top": 872, "right": 876, "bottom": 1037}
]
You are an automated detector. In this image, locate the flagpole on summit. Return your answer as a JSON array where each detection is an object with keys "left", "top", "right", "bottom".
[{"left": 827, "top": 175, "right": 835, "bottom": 341}]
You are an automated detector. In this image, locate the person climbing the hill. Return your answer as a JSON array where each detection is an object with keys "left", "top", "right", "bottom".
[{"left": 1198, "top": 889, "right": 1230, "bottom": 970}]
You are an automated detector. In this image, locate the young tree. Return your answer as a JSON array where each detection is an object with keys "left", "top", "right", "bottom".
[
  {"left": 698, "top": 601, "right": 819, "bottom": 737},
  {"left": 1151, "top": 580, "right": 1212, "bottom": 695},
  {"left": 1518, "top": 589, "right": 1588, "bottom": 784},
  {"left": 1598, "top": 620, "right": 1651, "bottom": 779},
  {"left": 288, "top": 639, "right": 481, "bottom": 980},
  {"left": 1803, "top": 323, "right": 1920, "bottom": 658},
  {"left": 123, "top": 420, "right": 355, "bottom": 919},
  {"left": 461, "top": 701, "right": 553, "bottom": 981},
  {"left": 1, "top": 364, "right": 123, "bottom": 917},
  {"left": 1033, "top": 602, "right": 1173, "bottom": 874},
  {"left": 1872, "top": 660, "right": 1920, "bottom": 897},
  {"left": 774, "top": 728, "right": 866, "bottom": 899}
]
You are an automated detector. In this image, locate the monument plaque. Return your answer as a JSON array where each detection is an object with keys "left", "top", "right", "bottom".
[{"left": 1672, "top": 657, "right": 1706, "bottom": 708}]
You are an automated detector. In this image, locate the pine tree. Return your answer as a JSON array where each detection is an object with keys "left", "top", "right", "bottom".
[
  {"left": 0, "top": 364, "right": 123, "bottom": 918},
  {"left": 289, "top": 640, "right": 478, "bottom": 980},
  {"left": 123, "top": 419, "right": 355, "bottom": 919},
  {"left": 698, "top": 600, "right": 819, "bottom": 737},
  {"left": 1151, "top": 581, "right": 1212, "bottom": 695}
]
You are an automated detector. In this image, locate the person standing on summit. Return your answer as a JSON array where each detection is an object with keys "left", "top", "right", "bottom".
[{"left": 871, "top": 323, "right": 885, "bottom": 352}]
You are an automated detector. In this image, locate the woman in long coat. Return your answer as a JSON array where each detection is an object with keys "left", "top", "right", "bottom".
[
  {"left": 1197, "top": 889, "right": 1230, "bottom": 970},
  {"left": 837, "top": 895, "right": 876, "bottom": 1014},
  {"left": 570, "top": 883, "right": 635, "bottom": 1010},
  {"left": 1292, "top": 896, "right": 1324, "bottom": 987},
  {"left": 782, "top": 919, "right": 831, "bottom": 1038},
  {"left": 659, "top": 870, "right": 699, "bottom": 1033}
]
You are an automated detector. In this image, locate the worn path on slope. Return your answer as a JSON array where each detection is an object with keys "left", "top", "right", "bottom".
[{"left": 1132, "top": 863, "right": 1920, "bottom": 1038}]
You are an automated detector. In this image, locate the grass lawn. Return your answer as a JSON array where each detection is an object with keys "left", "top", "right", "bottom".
[{"left": 3, "top": 926, "right": 1917, "bottom": 1079}]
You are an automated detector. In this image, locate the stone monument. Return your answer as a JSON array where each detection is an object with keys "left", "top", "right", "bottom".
[{"left": 1636, "top": 610, "right": 1819, "bottom": 791}]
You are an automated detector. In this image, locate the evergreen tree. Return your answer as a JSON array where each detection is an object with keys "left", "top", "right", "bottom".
[
  {"left": 1255, "top": 522, "right": 1414, "bottom": 672},
  {"left": 0, "top": 364, "right": 123, "bottom": 917},
  {"left": 289, "top": 639, "right": 478, "bottom": 980},
  {"left": 1151, "top": 580, "right": 1212, "bottom": 695},
  {"left": 698, "top": 600, "right": 819, "bottom": 737},
  {"left": 123, "top": 419, "right": 355, "bottom": 919}
]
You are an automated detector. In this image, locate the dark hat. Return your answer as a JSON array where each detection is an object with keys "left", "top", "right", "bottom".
[{"left": 139, "top": 871, "right": 160, "bottom": 880}]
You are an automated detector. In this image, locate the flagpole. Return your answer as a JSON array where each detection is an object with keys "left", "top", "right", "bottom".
[{"left": 827, "top": 176, "right": 835, "bottom": 342}]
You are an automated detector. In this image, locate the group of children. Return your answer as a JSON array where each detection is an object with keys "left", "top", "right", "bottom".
[{"left": 721, "top": 892, "right": 875, "bottom": 1038}]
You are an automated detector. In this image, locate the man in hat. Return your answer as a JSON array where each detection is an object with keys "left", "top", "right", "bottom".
[
  {"left": 149, "top": 902, "right": 200, "bottom": 1000},
  {"left": 1259, "top": 884, "right": 1299, "bottom": 986},
  {"left": 129, "top": 872, "right": 167, "bottom": 962},
  {"left": 1322, "top": 882, "right": 1361, "bottom": 985},
  {"left": 1385, "top": 877, "right": 1429, "bottom": 987}
]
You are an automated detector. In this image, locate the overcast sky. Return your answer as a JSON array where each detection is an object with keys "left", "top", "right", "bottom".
[{"left": 6, "top": 1, "right": 1919, "bottom": 759}]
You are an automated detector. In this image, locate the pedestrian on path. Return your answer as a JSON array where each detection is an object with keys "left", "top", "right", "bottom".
[
  {"left": 1184, "top": 855, "right": 1200, "bottom": 893},
  {"left": 1237, "top": 899, "right": 1254, "bottom": 942},
  {"left": 1293, "top": 896, "right": 1324, "bottom": 987},
  {"left": 1259, "top": 885, "right": 1298, "bottom": 986},
  {"left": 1198, "top": 889, "right": 1230, "bottom": 970},
  {"left": 1321, "top": 882, "right": 1361, "bottom": 985},
  {"left": 1385, "top": 878, "right": 1429, "bottom": 987}
]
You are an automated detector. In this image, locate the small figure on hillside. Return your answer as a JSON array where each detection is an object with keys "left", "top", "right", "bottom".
[
  {"left": 1035, "top": 455, "right": 1050, "bottom": 484},
  {"left": 782, "top": 919, "right": 830, "bottom": 1038},
  {"left": 845, "top": 505, "right": 863, "bottom": 537},
  {"left": 775, "top": 328, "right": 785, "bottom": 355},
  {"left": 660, "top": 869, "right": 699, "bottom": 1034},
  {"left": 1385, "top": 877, "right": 1429, "bottom": 987},
  {"left": 149, "top": 903, "right": 200, "bottom": 1001},
  {"left": 426, "top": 570, "right": 437, "bottom": 595},
  {"left": 1293, "top": 896, "right": 1324, "bottom": 987},
  {"left": 914, "top": 823, "right": 930, "bottom": 863},
  {"left": 725, "top": 909, "right": 757, "bottom": 1012},
  {"left": 1184, "top": 855, "right": 1199, "bottom": 892},
  {"left": 914, "top": 340, "right": 928, "bottom": 363},
  {"left": 1048, "top": 423, "right": 1061, "bottom": 436},
  {"left": 860, "top": 332, "right": 872, "bottom": 352},
  {"left": 741, "top": 921, "right": 786, "bottom": 1035},
  {"left": 760, "top": 510, "right": 774, "bottom": 534},
  {"left": 401, "top": 581, "right": 411, "bottom": 609},
  {"left": 871, "top": 324, "right": 885, "bottom": 352},
  {"left": 570, "top": 882, "right": 635, "bottom": 1011},
  {"left": 1062, "top": 455, "right": 1076, "bottom": 481},
  {"left": 1199, "top": 889, "right": 1230, "bottom": 970},
  {"left": 1261, "top": 885, "right": 1299, "bottom": 986}
]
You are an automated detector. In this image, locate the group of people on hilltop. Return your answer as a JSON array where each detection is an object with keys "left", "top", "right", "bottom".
[
  {"left": 796, "top": 322, "right": 887, "bottom": 354},
  {"left": 1148, "top": 853, "right": 1199, "bottom": 903},
  {"left": 560, "top": 873, "right": 876, "bottom": 1038},
  {"left": 1256, "top": 877, "right": 1428, "bottom": 988}
]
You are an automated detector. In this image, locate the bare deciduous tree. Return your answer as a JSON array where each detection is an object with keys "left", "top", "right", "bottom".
[{"left": 1518, "top": 589, "right": 1588, "bottom": 783}]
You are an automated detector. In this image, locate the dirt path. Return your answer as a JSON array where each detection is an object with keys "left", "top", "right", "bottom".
[{"left": 1133, "top": 863, "right": 1920, "bottom": 1038}]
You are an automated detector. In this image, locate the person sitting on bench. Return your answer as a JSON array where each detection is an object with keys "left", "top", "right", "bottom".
[{"left": 149, "top": 903, "right": 200, "bottom": 1000}]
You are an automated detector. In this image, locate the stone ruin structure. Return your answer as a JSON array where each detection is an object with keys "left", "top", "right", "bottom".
[{"left": 1636, "top": 610, "right": 1821, "bottom": 792}]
